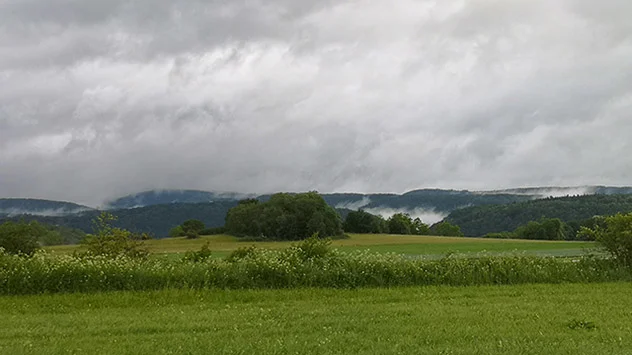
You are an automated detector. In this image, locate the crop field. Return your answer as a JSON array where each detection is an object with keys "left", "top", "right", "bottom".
[
  {"left": 45, "top": 234, "right": 597, "bottom": 259},
  {"left": 1, "top": 283, "right": 631, "bottom": 354}
]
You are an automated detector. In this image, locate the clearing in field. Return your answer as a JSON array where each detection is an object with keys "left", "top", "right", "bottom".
[
  {"left": 45, "top": 233, "right": 596, "bottom": 258},
  {"left": 1, "top": 283, "right": 630, "bottom": 354}
]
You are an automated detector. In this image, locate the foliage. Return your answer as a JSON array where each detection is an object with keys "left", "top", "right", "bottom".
[
  {"left": 225, "top": 246, "right": 259, "bottom": 263},
  {"left": 445, "top": 194, "right": 632, "bottom": 237},
  {"left": 344, "top": 211, "right": 432, "bottom": 236},
  {"left": 182, "top": 243, "right": 212, "bottom": 263},
  {"left": 181, "top": 219, "right": 205, "bottom": 235},
  {"left": 579, "top": 213, "right": 632, "bottom": 266},
  {"left": 0, "top": 220, "right": 46, "bottom": 256},
  {"left": 343, "top": 210, "right": 388, "bottom": 234},
  {"left": 513, "top": 218, "right": 567, "bottom": 240},
  {"left": 430, "top": 221, "right": 464, "bottom": 237},
  {"left": 41, "top": 225, "right": 86, "bottom": 245},
  {"left": 1, "top": 241, "right": 630, "bottom": 295},
  {"left": 285, "top": 234, "right": 332, "bottom": 261},
  {"left": 387, "top": 213, "right": 412, "bottom": 234},
  {"left": 199, "top": 226, "right": 226, "bottom": 235},
  {"left": 168, "top": 225, "right": 184, "bottom": 238},
  {"left": 78, "top": 213, "right": 149, "bottom": 259},
  {"left": 482, "top": 232, "right": 516, "bottom": 239},
  {"left": 225, "top": 192, "right": 344, "bottom": 240}
]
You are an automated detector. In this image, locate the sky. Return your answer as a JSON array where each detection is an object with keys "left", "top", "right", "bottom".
[{"left": 1, "top": 0, "right": 631, "bottom": 207}]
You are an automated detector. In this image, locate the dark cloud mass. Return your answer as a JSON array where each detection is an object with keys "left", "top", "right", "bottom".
[{"left": 1, "top": 0, "right": 631, "bottom": 206}]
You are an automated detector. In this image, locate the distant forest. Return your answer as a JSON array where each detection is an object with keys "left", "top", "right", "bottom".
[
  {"left": 5, "top": 192, "right": 632, "bottom": 240},
  {"left": 446, "top": 194, "right": 632, "bottom": 236}
]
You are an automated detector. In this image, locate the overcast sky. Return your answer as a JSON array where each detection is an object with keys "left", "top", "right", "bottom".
[{"left": 1, "top": 0, "right": 631, "bottom": 206}]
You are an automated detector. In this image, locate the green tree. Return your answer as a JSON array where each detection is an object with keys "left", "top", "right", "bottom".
[
  {"left": 579, "top": 213, "right": 632, "bottom": 265},
  {"left": 343, "top": 210, "right": 388, "bottom": 234},
  {"left": 388, "top": 213, "right": 413, "bottom": 235},
  {"left": 431, "top": 221, "right": 464, "bottom": 237},
  {"left": 179, "top": 219, "right": 205, "bottom": 239},
  {"left": 225, "top": 192, "right": 343, "bottom": 240},
  {"left": 514, "top": 218, "right": 567, "bottom": 240},
  {"left": 80, "top": 212, "right": 149, "bottom": 259},
  {"left": 412, "top": 218, "right": 431, "bottom": 235},
  {"left": 168, "top": 225, "right": 184, "bottom": 238},
  {"left": 0, "top": 220, "right": 46, "bottom": 255}
]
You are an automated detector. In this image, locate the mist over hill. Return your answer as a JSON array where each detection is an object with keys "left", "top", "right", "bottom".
[
  {"left": 104, "top": 190, "right": 255, "bottom": 209},
  {"left": 0, "top": 199, "right": 94, "bottom": 217},
  {"left": 3, "top": 186, "right": 632, "bottom": 238}
]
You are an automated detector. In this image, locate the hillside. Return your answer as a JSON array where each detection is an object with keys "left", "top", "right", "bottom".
[
  {"left": 105, "top": 190, "right": 253, "bottom": 209},
  {"left": 0, "top": 199, "right": 93, "bottom": 217},
  {"left": 0, "top": 201, "right": 239, "bottom": 238},
  {"left": 5, "top": 186, "right": 632, "bottom": 239},
  {"left": 445, "top": 194, "right": 632, "bottom": 237}
]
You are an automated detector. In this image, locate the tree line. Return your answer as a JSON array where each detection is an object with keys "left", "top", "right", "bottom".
[{"left": 445, "top": 194, "right": 632, "bottom": 237}]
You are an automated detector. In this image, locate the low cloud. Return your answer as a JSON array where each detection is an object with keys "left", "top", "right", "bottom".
[
  {"left": 0, "top": 207, "right": 92, "bottom": 217},
  {"left": 335, "top": 197, "right": 371, "bottom": 210},
  {"left": 1, "top": 0, "right": 632, "bottom": 206},
  {"left": 364, "top": 207, "right": 448, "bottom": 225}
]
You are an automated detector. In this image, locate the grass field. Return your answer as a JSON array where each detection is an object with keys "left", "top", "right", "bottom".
[
  {"left": 1, "top": 283, "right": 630, "bottom": 354},
  {"left": 45, "top": 234, "right": 597, "bottom": 259}
]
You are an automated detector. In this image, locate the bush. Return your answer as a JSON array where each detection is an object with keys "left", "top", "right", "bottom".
[
  {"left": 225, "top": 246, "right": 259, "bottom": 263},
  {"left": 579, "top": 213, "right": 632, "bottom": 266},
  {"left": 182, "top": 220, "right": 205, "bottom": 235},
  {"left": 185, "top": 230, "right": 200, "bottom": 239},
  {"left": 182, "top": 243, "right": 213, "bottom": 263},
  {"left": 0, "top": 221, "right": 45, "bottom": 256},
  {"left": 1, "top": 247, "right": 630, "bottom": 295},
  {"left": 78, "top": 213, "right": 149, "bottom": 259},
  {"left": 287, "top": 234, "right": 332, "bottom": 261},
  {"left": 482, "top": 232, "right": 515, "bottom": 239},
  {"left": 431, "top": 221, "right": 464, "bottom": 237},
  {"left": 169, "top": 226, "right": 184, "bottom": 238}
]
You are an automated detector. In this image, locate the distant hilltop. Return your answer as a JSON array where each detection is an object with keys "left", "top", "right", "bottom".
[
  {"left": 3, "top": 186, "right": 632, "bottom": 238},
  {"left": 3, "top": 185, "right": 631, "bottom": 217}
]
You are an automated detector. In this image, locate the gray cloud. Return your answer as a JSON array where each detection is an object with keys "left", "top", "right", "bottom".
[{"left": 1, "top": 0, "right": 631, "bottom": 206}]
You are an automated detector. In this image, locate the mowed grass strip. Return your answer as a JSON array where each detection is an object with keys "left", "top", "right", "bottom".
[
  {"left": 1, "top": 283, "right": 631, "bottom": 354},
  {"left": 45, "top": 233, "right": 597, "bottom": 258}
]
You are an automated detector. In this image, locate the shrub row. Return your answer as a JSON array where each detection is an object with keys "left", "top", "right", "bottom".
[{"left": 1, "top": 242, "right": 629, "bottom": 295}]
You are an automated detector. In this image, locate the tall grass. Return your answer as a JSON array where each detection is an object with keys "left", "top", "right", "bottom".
[{"left": 0, "top": 243, "right": 629, "bottom": 295}]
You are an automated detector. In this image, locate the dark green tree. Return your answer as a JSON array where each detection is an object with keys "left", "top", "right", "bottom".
[
  {"left": 387, "top": 213, "right": 413, "bottom": 235},
  {"left": 430, "top": 221, "right": 464, "bottom": 237},
  {"left": 0, "top": 220, "right": 46, "bottom": 255},
  {"left": 579, "top": 213, "right": 632, "bottom": 265},
  {"left": 343, "top": 210, "right": 388, "bottom": 234},
  {"left": 181, "top": 219, "right": 205, "bottom": 239},
  {"left": 225, "top": 192, "right": 343, "bottom": 240},
  {"left": 412, "top": 217, "right": 431, "bottom": 235}
]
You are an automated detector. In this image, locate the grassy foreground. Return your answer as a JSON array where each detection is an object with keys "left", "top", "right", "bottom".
[
  {"left": 1, "top": 283, "right": 631, "bottom": 354},
  {"left": 45, "top": 234, "right": 596, "bottom": 258}
]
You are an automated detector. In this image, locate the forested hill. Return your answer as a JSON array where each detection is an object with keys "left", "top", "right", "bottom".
[
  {"left": 253, "top": 190, "right": 535, "bottom": 213},
  {"left": 0, "top": 202, "right": 239, "bottom": 237},
  {"left": 0, "top": 199, "right": 93, "bottom": 217},
  {"left": 105, "top": 186, "right": 632, "bottom": 213},
  {"left": 445, "top": 194, "right": 632, "bottom": 237},
  {"left": 105, "top": 190, "right": 252, "bottom": 209}
]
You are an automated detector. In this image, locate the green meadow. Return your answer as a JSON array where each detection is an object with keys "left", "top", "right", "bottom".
[
  {"left": 1, "top": 283, "right": 630, "bottom": 354},
  {"left": 45, "top": 233, "right": 597, "bottom": 259}
]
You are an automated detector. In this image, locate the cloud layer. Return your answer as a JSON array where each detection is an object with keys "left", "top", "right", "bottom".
[{"left": 1, "top": 0, "right": 631, "bottom": 206}]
